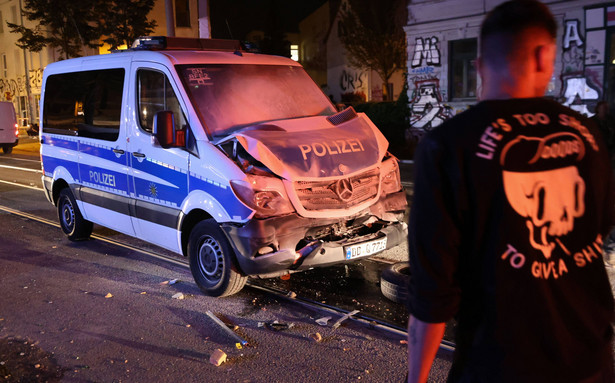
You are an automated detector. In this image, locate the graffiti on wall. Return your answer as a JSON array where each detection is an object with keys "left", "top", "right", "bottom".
[
  {"left": 408, "top": 76, "right": 452, "bottom": 133},
  {"left": 560, "top": 19, "right": 599, "bottom": 116},
  {"left": 339, "top": 69, "right": 366, "bottom": 92},
  {"left": 0, "top": 69, "right": 44, "bottom": 101},
  {"left": 411, "top": 37, "right": 441, "bottom": 68}
]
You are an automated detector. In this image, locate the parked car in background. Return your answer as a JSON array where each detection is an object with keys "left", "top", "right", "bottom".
[{"left": 0, "top": 101, "right": 19, "bottom": 154}]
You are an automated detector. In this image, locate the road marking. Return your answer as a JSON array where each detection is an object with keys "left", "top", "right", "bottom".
[
  {"left": 1, "top": 156, "right": 40, "bottom": 164},
  {"left": 0, "top": 203, "right": 187, "bottom": 267},
  {"left": 0, "top": 179, "right": 42, "bottom": 191},
  {"left": 0, "top": 164, "right": 42, "bottom": 173}
]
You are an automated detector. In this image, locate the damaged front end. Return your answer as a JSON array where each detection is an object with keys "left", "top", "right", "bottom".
[{"left": 216, "top": 111, "right": 408, "bottom": 278}]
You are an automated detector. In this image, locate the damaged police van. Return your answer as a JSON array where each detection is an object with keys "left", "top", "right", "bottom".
[{"left": 40, "top": 37, "right": 408, "bottom": 296}]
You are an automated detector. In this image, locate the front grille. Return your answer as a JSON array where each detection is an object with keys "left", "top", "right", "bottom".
[{"left": 294, "top": 168, "right": 379, "bottom": 211}]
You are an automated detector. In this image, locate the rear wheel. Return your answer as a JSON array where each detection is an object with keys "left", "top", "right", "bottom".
[
  {"left": 188, "top": 219, "right": 247, "bottom": 297},
  {"left": 2, "top": 145, "right": 12, "bottom": 154},
  {"left": 57, "top": 188, "right": 93, "bottom": 241}
]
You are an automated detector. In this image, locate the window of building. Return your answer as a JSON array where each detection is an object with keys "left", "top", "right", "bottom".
[
  {"left": 0, "top": 11, "right": 4, "bottom": 34},
  {"left": 175, "top": 0, "right": 190, "bottom": 28},
  {"left": 137, "top": 69, "right": 186, "bottom": 134},
  {"left": 449, "top": 38, "right": 477, "bottom": 100},
  {"left": 290, "top": 45, "right": 299, "bottom": 61},
  {"left": 10, "top": 5, "right": 16, "bottom": 24},
  {"left": 42, "top": 69, "right": 125, "bottom": 141}
]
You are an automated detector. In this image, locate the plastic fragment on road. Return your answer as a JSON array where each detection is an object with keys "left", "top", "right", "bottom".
[
  {"left": 105, "top": 293, "right": 113, "bottom": 298},
  {"left": 205, "top": 311, "right": 248, "bottom": 346},
  {"left": 332, "top": 310, "right": 360, "bottom": 330},
  {"left": 309, "top": 333, "right": 322, "bottom": 342},
  {"left": 169, "top": 279, "right": 179, "bottom": 285},
  {"left": 172, "top": 292, "right": 185, "bottom": 300},
  {"left": 209, "top": 349, "right": 227, "bottom": 366},
  {"left": 315, "top": 316, "right": 331, "bottom": 326},
  {"left": 265, "top": 321, "right": 294, "bottom": 331},
  {"left": 287, "top": 291, "right": 297, "bottom": 299}
]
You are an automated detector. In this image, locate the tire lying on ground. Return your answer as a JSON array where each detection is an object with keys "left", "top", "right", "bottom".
[{"left": 380, "top": 261, "right": 410, "bottom": 303}]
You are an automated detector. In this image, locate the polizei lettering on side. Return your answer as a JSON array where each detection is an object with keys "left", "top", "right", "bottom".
[
  {"left": 299, "top": 139, "right": 365, "bottom": 161},
  {"left": 89, "top": 170, "right": 117, "bottom": 187}
]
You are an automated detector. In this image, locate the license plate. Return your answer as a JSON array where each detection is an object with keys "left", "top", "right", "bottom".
[{"left": 345, "top": 238, "right": 387, "bottom": 260}]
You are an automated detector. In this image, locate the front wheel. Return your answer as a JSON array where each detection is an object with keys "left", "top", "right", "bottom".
[
  {"left": 188, "top": 219, "right": 247, "bottom": 297},
  {"left": 57, "top": 188, "right": 93, "bottom": 241},
  {"left": 2, "top": 145, "right": 13, "bottom": 154}
]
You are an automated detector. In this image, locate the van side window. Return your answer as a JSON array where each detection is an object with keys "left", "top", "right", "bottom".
[
  {"left": 42, "top": 69, "right": 124, "bottom": 141},
  {"left": 137, "top": 69, "right": 187, "bottom": 134}
]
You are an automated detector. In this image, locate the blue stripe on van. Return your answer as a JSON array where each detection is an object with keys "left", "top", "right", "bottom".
[
  {"left": 41, "top": 155, "right": 80, "bottom": 180},
  {"left": 189, "top": 174, "right": 252, "bottom": 220}
]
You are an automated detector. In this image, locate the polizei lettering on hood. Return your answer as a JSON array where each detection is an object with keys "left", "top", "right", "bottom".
[{"left": 299, "top": 138, "right": 365, "bottom": 161}]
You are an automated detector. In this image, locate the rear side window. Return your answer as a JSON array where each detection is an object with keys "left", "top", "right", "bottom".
[{"left": 43, "top": 68, "right": 124, "bottom": 141}]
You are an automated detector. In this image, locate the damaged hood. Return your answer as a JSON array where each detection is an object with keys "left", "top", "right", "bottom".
[{"left": 229, "top": 113, "right": 389, "bottom": 180}]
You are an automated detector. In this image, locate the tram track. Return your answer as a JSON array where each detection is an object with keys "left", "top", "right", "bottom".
[{"left": 0, "top": 164, "right": 455, "bottom": 352}]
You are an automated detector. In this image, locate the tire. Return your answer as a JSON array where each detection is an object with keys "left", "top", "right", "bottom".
[
  {"left": 380, "top": 262, "right": 410, "bottom": 303},
  {"left": 2, "top": 145, "right": 12, "bottom": 154},
  {"left": 57, "top": 188, "right": 93, "bottom": 241},
  {"left": 188, "top": 219, "right": 247, "bottom": 297}
]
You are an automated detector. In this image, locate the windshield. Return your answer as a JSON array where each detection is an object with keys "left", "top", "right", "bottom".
[{"left": 176, "top": 64, "right": 336, "bottom": 138}]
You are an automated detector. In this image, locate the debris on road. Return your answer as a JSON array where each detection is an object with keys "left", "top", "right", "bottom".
[
  {"left": 287, "top": 291, "right": 297, "bottom": 299},
  {"left": 265, "top": 321, "right": 294, "bottom": 331},
  {"left": 160, "top": 279, "right": 180, "bottom": 285},
  {"left": 205, "top": 311, "right": 248, "bottom": 347},
  {"left": 104, "top": 293, "right": 113, "bottom": 298},
  {"left": 309, "top": 333, "right": 322, "bottom": 342},
  {"left": 315, "top": 316, "right": 331, "bottom": 326},
  {"left": 209, "top": 349, "right": 227, "bottom": 366},
  {"left": 172, "top": 293, "right": 185, "bottom": 300},
  {"left": 332, "top": 310, "right": 360, "bottom": 330}
]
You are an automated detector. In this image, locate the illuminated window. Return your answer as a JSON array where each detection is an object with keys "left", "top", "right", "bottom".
[{"left": 290, "top": 45, "right": 299, "bottom": 61}]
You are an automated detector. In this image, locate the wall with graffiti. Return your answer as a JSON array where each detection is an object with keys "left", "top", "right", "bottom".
[
  {"left": 560, "top": 19, "right": 601, "bottom": 117},
  {"left": 405, "top": 1, "right": 610, "bottom": 142}
]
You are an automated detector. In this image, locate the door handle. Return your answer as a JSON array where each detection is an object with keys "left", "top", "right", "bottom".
[
  {"left": 132, "top": 152, "right": 146, "bottom": 158},
  {"left": 113, "top": 149, "right": 125, "bottom": 154}
]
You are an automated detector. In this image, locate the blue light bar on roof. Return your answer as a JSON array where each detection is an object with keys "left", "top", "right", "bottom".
[{"left": 131, "top": 36, "right": 242, "bottom": 51}]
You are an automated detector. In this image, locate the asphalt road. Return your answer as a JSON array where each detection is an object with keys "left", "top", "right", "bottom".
[{"left": 0, "top": 139, "right": 454, "bottom": 382}]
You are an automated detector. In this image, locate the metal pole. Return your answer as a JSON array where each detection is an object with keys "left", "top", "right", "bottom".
[
  {"left": 198, "top": 0, "right": 210, "bottom": 39},
  {"left": 165, "top": 0, "right": 175, "bottom": 37},
  {"left": 18, "top": 0, "right": 34, "bottom": 128}
]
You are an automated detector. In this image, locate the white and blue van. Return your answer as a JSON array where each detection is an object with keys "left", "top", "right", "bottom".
[{"left": 40, "top": 37, "right": 408, "bottom": 296}]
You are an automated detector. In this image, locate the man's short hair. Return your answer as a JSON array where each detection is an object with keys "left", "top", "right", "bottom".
[{"left": 480, "top": 0, "right": 557, "bottom": 66}]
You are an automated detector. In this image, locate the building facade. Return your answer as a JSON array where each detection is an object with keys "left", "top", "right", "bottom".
[
  {"left": 325, "top": 0, "right": 405, "bottom": 104},
  {"left": 0, "top": 0, "right": 202, "bottom": 129},
  {"left": 405, "top": 0, "right": 608, "bottom": 134}
]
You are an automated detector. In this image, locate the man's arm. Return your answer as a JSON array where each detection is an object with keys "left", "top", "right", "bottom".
[{"left": 407, "top": 315, "right": 446, "bottom": 383}]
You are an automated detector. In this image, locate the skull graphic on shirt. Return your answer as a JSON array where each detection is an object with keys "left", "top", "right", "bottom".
[{"left": 503, "top": 166, "right": 585, "bottom": 259}]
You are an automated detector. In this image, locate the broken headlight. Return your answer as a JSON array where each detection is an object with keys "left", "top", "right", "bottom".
[
  {"left": 381, "top": 157, "right": 402, "bottom": 195},
  {"left": 230, "top": 175, "right": 295, "bottom": 218}
]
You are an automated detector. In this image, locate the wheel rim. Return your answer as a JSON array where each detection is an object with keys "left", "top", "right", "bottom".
[
  {"left": 197, "top": 235, "right": 224, "bottom": 284},
  {"left": 61, "top": 197, "right": 75, "bottom": 232}
]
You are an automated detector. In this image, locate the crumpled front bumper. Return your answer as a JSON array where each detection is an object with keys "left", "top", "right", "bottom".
[{"left": 222, "top": 190, "right": 408, "bottom": 277}]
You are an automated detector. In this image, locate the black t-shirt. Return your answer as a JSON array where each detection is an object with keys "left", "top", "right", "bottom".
[{"left": 407, "top": 98, "right": 615, "bottom": 382}]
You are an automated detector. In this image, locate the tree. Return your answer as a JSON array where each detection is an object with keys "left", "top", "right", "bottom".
[
  {"left": 7, "top": 0, "right": 100, "bottom": 59},
  {"left": 8, "top": 0, "right": 156, "bottom": 58},
  {"left": 338, "top": 0, "right": 407, "bottom": 101},
  {"left": 95, "top": 0, "right": 157, "bottom": 50}
]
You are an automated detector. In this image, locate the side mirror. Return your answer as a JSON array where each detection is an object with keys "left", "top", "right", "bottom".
[{"left": 153, "top": 111, "right": 185, "bottom": 148}]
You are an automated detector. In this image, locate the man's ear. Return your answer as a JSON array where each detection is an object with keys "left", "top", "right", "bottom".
[{"left": 535, "top": 43, "right": 556, "bottom": 74}]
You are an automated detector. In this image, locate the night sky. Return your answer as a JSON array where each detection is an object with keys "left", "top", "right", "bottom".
[{"left": 209, "top": 0, "right": 328, "bottom": 40}]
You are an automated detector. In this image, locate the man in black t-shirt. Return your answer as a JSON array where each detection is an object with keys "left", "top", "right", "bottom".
[{"left": 406, "top": 1, "right": 615, "bottom": 382}]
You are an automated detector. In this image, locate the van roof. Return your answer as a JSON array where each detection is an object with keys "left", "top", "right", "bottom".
[{"left": 43, "top": 47, "right": 300, "bottom": 75}]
